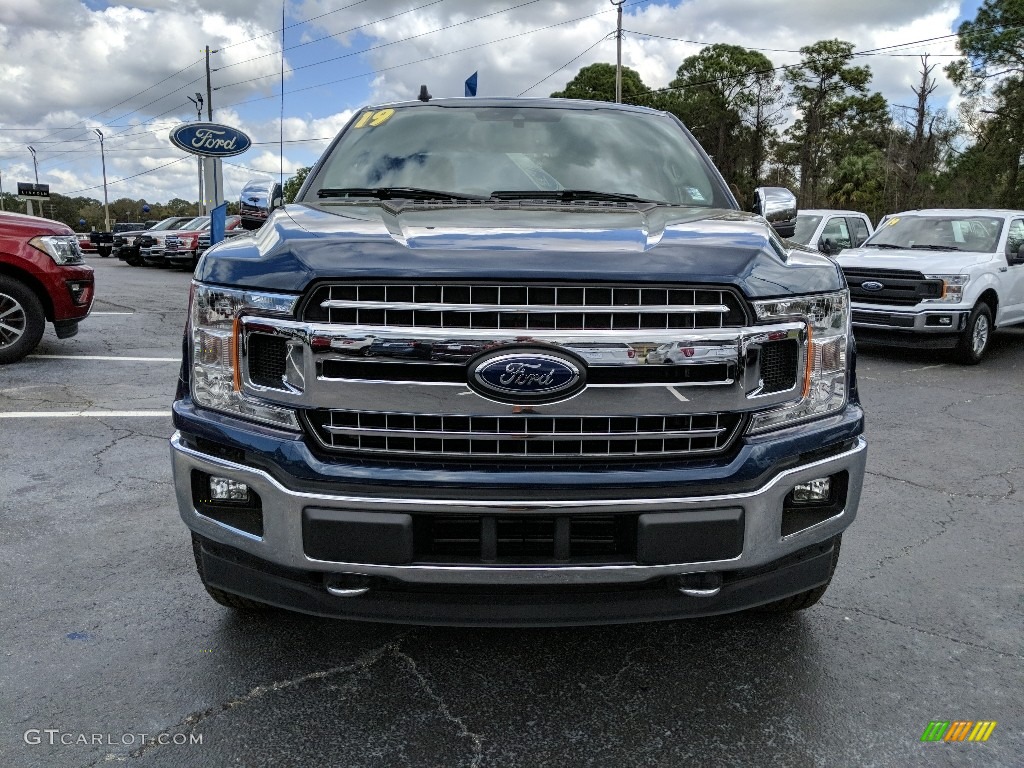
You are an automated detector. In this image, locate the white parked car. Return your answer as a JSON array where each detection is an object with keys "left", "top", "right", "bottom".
[
  {"left": 790, "top": 209, "right": 874, "bottom": 255},
  {"left": 837, "top": 208, "right": 1024, "bottom": 363}
]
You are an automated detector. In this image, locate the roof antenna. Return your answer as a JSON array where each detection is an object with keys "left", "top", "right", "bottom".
[{"left": 418, "top": 85, "right": 432, "bottom": 102}]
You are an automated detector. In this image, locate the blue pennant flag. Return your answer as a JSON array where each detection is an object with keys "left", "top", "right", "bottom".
[{"left": 465, "top": 71, "right": 478, "bottom": 97}]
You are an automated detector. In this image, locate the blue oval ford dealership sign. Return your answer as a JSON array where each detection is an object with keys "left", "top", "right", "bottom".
[
  {"left": 470, "top": 349, "right": 585, "bottom": 405},
  {"left": 169, "top": 122, "right": 252, "bottom": 157}
]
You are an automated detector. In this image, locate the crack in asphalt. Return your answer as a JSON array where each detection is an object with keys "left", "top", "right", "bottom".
[
  {"left": 74, "top": 632, "right": 487, "bottom": 768},
  {"left": 78, "top": 635, "right": 413, "bottom": 767},
  {"left": 864, "top": 466, "right": 1022, "bottom": 502},
  {"left": 873, "top": 496, "right": 959, "bottom": 571},
  {"left": 394, "top": 649, "right": 486, "bottom": 768},
  {"left": 820, "top": 603, "right": 1023, "bottom": 661}
]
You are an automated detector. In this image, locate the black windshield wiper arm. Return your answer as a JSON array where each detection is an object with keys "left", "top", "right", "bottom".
[
  {"left": 864, "top": 243, "right": 904, "bottom": 249},
  {"left": 909, "top": 244, "right": 961, "bottom": 251},
  {"left": 488, "top": 189, "right": 663, "bottom": 204},
  {"left": 317, "top": 187, "right": 487, "bottom": 201}
]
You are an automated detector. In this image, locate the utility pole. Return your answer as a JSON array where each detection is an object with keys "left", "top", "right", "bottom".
[
  {"left": 188, "top": 93, "right": 206, "bottom": 215},
  {"left": 0, "top": 169, "right": 5, "bottom": 211},
  {"left": 94, "top": 129, "right": 111, "bottom": 233},
  {"left": 611, "top": 0, "right": 624, "bottom": 103},
  {"left": 205, "top": 46, "right": 216, "bottom": 120}
]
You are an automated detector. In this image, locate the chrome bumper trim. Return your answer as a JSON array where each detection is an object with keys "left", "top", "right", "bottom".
[
  {"left": 851, "top": 306, "right": 969, "bottom": 333},
  {"left": 172, "top": 433, "right": 866, "bottom": 585}
]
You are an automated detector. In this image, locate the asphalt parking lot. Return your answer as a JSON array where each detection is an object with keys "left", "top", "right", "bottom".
[{"left": 1, "top": 256, "right": 1021, "bottom": 768}]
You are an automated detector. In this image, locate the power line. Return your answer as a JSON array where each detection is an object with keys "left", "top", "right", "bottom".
[
  {"left": 216, "top": 0, "right": 548, "bottom": 91},
  {"left": 518, "top": 33, "right": 615, "bottom": 97},
  {"left": 218, "top": 0, "right": 374, "bottom": 52},
  {"left": 219, "top": 0, "right": 655, "bottom": 110},
  {"left": 217, "top": 0, "right": 448, "bottom": 72},
  {"left": 62, "top": 157, "right": 189, "bottom": 196}
]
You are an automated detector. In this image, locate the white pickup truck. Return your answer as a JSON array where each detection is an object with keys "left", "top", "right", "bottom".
[
  {"left": 837, "top": 209, "right": 1024, "bottom": 363},
  {"left": 790, "top": 209, "right": 874, "bottom": 255}
]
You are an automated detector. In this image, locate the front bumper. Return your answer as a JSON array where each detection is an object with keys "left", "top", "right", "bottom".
[
  {"left": 172, "top": 425, "right": 866, "bottom": 623},
  {"left": 167, "top": 249, "right": 197, "bottom": 264},
  {"left": 851, "top": 305, "right": 969, "bottom": 348}
]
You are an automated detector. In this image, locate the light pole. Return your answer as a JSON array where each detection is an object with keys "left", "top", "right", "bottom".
[
  {"left": 26, "top": 147, "right": 39, "bottom": 216},
  {"left": 94, "top": 129, "right": 111, "bottom": 233},
  {"left": 28, "top": 146, "right": 38, "bottom": 184},
  {"left": 0, "top": 168, "right": 4, "bottom": 211},
  {"left": 188, "top": 93, "right": 206, "bottom": 215}
]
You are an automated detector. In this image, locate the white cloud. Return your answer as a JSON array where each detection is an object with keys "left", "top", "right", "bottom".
[{"left": 0, "top": 0, "right": 971, "bottom": 204}]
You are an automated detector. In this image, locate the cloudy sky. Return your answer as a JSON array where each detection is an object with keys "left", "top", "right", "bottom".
[{"left": 0, "top": 0, "right": 983, "bottom": 207}]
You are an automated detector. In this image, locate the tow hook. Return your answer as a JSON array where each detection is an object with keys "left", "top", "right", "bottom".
[
  {"left": 325, "top": 574, "right": 372, "bottom": 598},
  {"left": 675, "top": 572, "right": 723, "bottom": 598}
]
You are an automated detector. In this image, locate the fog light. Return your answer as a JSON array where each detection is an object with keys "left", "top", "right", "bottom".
[
  {"left": 938, "top": 316, "right": 952, "bottom": 325},
  {"left": 209, "top": 476, "right": 249, "bottom": 501},
  {"left": 791, "top": 477, "right": 831, "bottom": 504}
]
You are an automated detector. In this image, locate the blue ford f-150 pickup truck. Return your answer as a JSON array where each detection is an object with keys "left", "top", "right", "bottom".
[{"left": 171, "top": 97, "right": 866, "bottom": 626}]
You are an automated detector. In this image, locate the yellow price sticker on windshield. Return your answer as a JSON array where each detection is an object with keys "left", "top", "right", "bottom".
[
  {"left": 354, "top": 108, "right": 395, "bottom": 128},
  {"left": 886, "top": 217, "right": 900, "bottom": 226}
]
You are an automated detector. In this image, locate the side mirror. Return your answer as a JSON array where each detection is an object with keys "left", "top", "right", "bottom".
[
  {"left": 818, "top": 237, "right": 833, "bottom": 255},
  {"left": 270, "top": 196, "right": 283, "bottom": 211},
  {"left": 752, "top": 186, "right": 797, "bottom": 239}
]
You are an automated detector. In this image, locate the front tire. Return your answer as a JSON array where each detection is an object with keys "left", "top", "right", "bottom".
[
  {"left": 191, "top": 533, "right": 268, "bottom": 612},
  {"left": 755, "top": 536, "right": 841, "bottom": 613},
  {"left": 954, "top": 302, "right": 992, "bottom": 365},
  {"left": 0, "top": 276, "right": 46, "bottom": 364}
]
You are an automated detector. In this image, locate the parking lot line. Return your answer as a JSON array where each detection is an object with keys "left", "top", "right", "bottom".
[
  {"left": 29, "top": 355, "right": 179, "bottom": 362},
  {"left": 0, "top": 410, "right": 172, "bottom": 418},
  {"left": 90, "top": 311, "right": 135, "bottom": 315}
]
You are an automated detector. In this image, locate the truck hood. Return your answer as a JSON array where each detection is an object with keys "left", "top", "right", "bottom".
[
  {"left": 837, "top": 246, "right": 994, "bottom": 273},
  {"left": 196, "top": 202, "right": 844, "bottom": 298}
]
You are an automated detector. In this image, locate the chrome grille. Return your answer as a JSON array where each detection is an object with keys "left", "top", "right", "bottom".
[
  {"left": 305, "top": 409, "right": 743, "bottom": 459},
  {"left": 303, "top": 283, "right": 748, "bottom": 330}
]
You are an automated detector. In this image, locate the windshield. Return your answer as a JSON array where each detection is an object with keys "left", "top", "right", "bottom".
[
  {"left": 304, "top": 104, "right": 731, "bottom": 207},
  {"left": 866, "top": 215, "right": 1003, "bottom": 252},
  {"left": 152, "top": 218, "right": 188, "bottom": 231},
  {"left": 181, "top": 217, "right": 209, "bottom": 230},
  {"left": 791, "top": 215, "right": 822, "bottom": 245}
]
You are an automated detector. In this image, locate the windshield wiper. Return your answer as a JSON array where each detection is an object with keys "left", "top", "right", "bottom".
[
  {"left": 864, "top": 243, "right": 903, "bottom": 249},
  {"left": 910, "top": 244, "right": 961, "bottom": 251},
  {"left": 317, "top": 187, "right": 487, "bottom": 201},
  {"left": 488, "top": 189, "right": 665, "bottom": 204}
]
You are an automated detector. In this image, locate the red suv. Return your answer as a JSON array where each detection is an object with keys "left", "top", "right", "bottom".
[{"left": 0, "top": 212, "right": 95, "bottom": 363}]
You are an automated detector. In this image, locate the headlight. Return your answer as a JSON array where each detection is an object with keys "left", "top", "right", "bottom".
[
  {"left": 747, "top": 291, "right": 850, "bottom": 434},
  {"left": 29, "top": 235, "right": 83, "bottom": 265},
  {"left": 189, "top": 283, "right": 300, "bottom": 429},
  {"left": 923, "top": 274, "right": 969, "bottom": 303}
]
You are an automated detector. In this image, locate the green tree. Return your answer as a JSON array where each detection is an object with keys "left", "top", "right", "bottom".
[
  {"left": 781, "top": 40, "right": 888, "bottom": 208},
  {"left": 550, "top": 63, "right": 648, "bottom": 103},
  {"left": 662, "top": 44, "right": 782, "bottom": 189},
  {"left": 945, "top": 0, "right": 1024, "bottom": 206},
  {"left": 283, "top": 166, "right": 311, "bottom": 204}
]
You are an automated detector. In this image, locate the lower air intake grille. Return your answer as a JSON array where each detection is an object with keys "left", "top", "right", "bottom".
[{"left": 415, "top": 514, "right": 635, "bottom": 563}]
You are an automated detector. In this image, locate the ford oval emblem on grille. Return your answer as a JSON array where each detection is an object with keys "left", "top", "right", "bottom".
[
  {"left": 861, "top": 281, "right": 885, "bottom": 292},
  {"left": 469, "top": 349, "right": 585, "bottom": 405}
]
